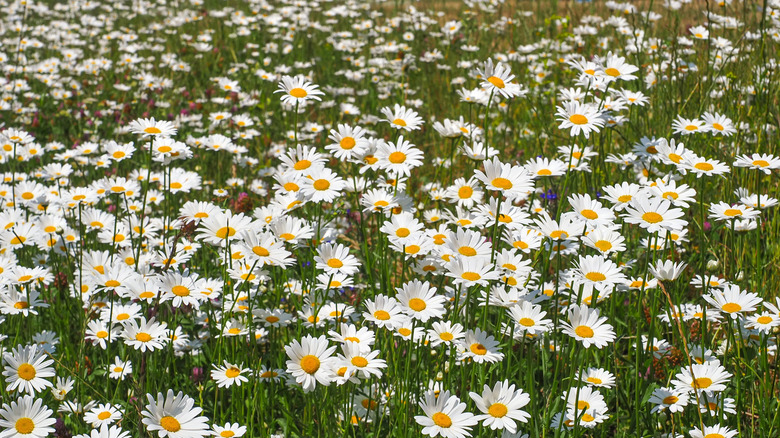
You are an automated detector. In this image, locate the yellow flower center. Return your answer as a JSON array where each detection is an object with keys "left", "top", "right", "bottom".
[
  {"left": 374, "top": 310, "right": 390, "bottom": 320},
  {"left": 458, "top": 186, "right": 473, "bottom": 199},
  {"left": 225, "top": 367, "right": 241, "bottom": 378},
  {"left": 17, "top": 363, "right": 36, "bottom": 380},
  {"left": 487, "top": 76, "right": 505, "bottom": 88},
  {"left": 172, "top": 285, "right": 189, "bottom": 296},
  {"left": 340, "top": 137, "right": 356, "bottom": 149},
  {"left": 693, "top": 377, "right": 712, "bottom": 389},
  {"left": 216, "top": 227, "right": 236, "bottom": 239},
  {"left": 604, "top": 67, "right": 620, "bottom": 77},
  {"left": 575, "top": 325, "right": 594, "bottom": 338},
  {"left": 221, "top": 431, "right": 236, "bottom": 438},
  {"left": 491, "top": 177, "right": 513, "bottom": 190},
  {"left": 396, "top": 228, "right": 410, "bottom": 238},
  {"left": 753, "top": 160, "right": 770, "bottom": 167},
  {"left": 585, "top": 272, "right": 606, "bottom": 282},
  {"left": 694, "top": 162, "right": 714, "bottom": 171},
  {"left": 594, "top": 240, "right": 612, "bottom": 252},
  {"left": 15, "top": 418, "right": 34, "bottom": 434},
  {"left": 580, "top": 209, "right": 598, "bottom": 220},
  {"left": 144, "top": 127, "right": 162, "bottom": 134},
  {"left": 160, "top": 416, "right": 181, "bottom": 432},
  {"left": 432, "top": 412, "right": 452, "bottom": 428},
  {"left": 519, "top": 317, "right": 535, "bottom": 327},
  {"left": 300, "top": 355, "right": 320, "bottom": 374},
  {"left": 488, "top": 402, "right": 508, "bottom": 417},
  {"left": 663, "top": 395, "right": 679, "bottom": 404},
  {"left": 135, "top": 333, "right": 152, "bottom": 342},
  {"left": 462, "top": 272, "right": 481, "bottom": 282},
  {"left": 351, "top": 356, "right": 368, "bottom": 367},
  {"left": 569, "top": 114, "right": 589, "bottom": 125},
  {"left": 586, "top": 377, "right": 602, "bottom": 385},
  {"left": 550, "top": 230, "right": 569, "bottom": 239},
  {"left": 470, "top": 343, "right": 487, "bottom": 355},
  {"left": 757, "top": 316, "right": 773, "bottom": 324},
  {"left": 327, "top": 258, "right": 343, "bottom": 268},
  {"left": 459, "top": 246, "right": 477, "bottom": 256},
  {"left": 388, "top": 151, "right": 407, "bottom": 164},
  {"left": 289, "top": 88, "right": 308, "bottom": 98},
  {"left": 721, "top": 302, "right": 741, "bottom": 313},
  {"left": 10, "top": 236, "right": 25, "bottom": 245},
  {"left": 723, "top": 209, "right": 742, "bottom": 217},
  {"left": 392, "top": 118, "right": 407, "bottom": 127},
  {"left": 313, "top": 179, "right": 330, "bottom": 191},
  {"left": 642, "top": 212, "right": 663, "bottom": 223},
  {"left": 577, "top": 400, "right": 590, "bottom": 410},
  {"left": 96, "top": 330, "right": 108, "bottom": 339},
  {"left": 408, "top": 298, "right": 427, "bottom": 312}
]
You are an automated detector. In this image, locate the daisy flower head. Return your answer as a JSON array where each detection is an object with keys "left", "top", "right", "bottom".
[
  {"left": 0, "top": 395, "right": 56, "bottom": 438},
  {"left": 284, "top": 334, "right": 337, "bottom": 392},
  {"left": 326, "top": 124, "right": 368, "bottom": 161},
  {"left": 648, "top": 387, "right": 689, "bottom": 413},
  {"left": 733, "top": 153, "right": 780, "bottom": 174},
  {"left": 701, "top": 112, "right": 736, "bottom": 136},
  {"left": 73, "top": 424, "right": 131, "bottom": 438},
  {"left": 375, "top": 136, "right": 424, "bottom": 177},
  {"left": 461, "top": 328, "right": 504, "bottom": 364},
  {"left": 427, "top": 321, "right": 466, "bottom": 348},
  {"left": 689, "top": 425, "right": 737, "bottom": 438},
  {"left": 210, "top": 361, "right": 249, "bottom": 388},
  {"left": 474, "top": 157, "right": 535, "bottom": 200},
  {"left": 141, "top": 389, "right": 210, "bottom": 438},
  {"left": 475, "top": 58, "right": 527, "bottom": 99},
  {"left": 84, "top": 403, "right": 123, "bottom": 428},
  {"left": 561, "top": 304, "right": 615, "bottom": 349},
  {"left": 2, "top": 344, "right": 55, "bottom": 395},
  {"left": 469, "top": 380, "right": 530, "bottom": 433},
  {"left": 362, "top": 294, "right": 405, "bottom": 330},
  {"left": 555, "top": 101, "right": 606, "bottom": 138},
  {"left": 682, "top": 155, "right": 730, "bottom": 177},
  {"left": 708, "top": 202, "right": 759, "bottom": 222},
  {"left": 415, "top": 390, "right": 478, "bottom": 438},
  {"left": 507, "top": 301, "right": 551, "bottom": 337},
  {"left": 396, "top": 279, "right": 447, "bottom": 322},
  {"left": 274, "top": 75, "right": 324, "bottom": 105},
  {"left": 622, "top": 194, "right": 687, "bottom": 234},
  {"left": 337, "top": 343, "right": 387, "bottom": 381},
  {"left": 381, "top": 104, "right": 424, "bottom": 131},
  {"left": 121, "top": 317, "right": 169, "bottom": 352},
  {"left": 648, "top": 259, "right": 687, "bottom": 281},
  {"left": 703, "top": 284, "right": 762, "bottom": 319},
  {"left": 211, "top": 423, "right": 246, "bottom": 438},
  {"left": 579, "top": 368, "right": 616, "bottom": 388},
  {"left": 600, "top": 52, "right": 640, "bottom": 81},
  {"left": 671, "top": 362, "right": 733, "bottom": 394},
  {"left": 672, "top": 116, "right": 705, "bottom": 136},
  {"left": 128, "top": 117, "right": 177, "bottom": 138}
]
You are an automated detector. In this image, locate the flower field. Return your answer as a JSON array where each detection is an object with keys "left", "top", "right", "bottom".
[{"left": 1, "top": 0, "right": 780, "bottom": 436}]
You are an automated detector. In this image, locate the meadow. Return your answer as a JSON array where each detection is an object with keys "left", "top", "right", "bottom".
[{"left": 0, "top": 0, "right": 779, "bottom": 436}]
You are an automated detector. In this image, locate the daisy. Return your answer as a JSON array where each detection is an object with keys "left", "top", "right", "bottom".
[
  {"left": 73, "top": 425, "right": 131, "bottom": 438},
  {"left": 507, "top": 301, "right": 550, "bottom": 336},
  {"left": 274, "top": 75, "right": 324, "bottom": 105},
  {"left": 396, "top": 280, "right": 447, "bottom": 322},
  {"left": 568, "top": 193, "right": 615, "bottom": 227},
  {"left": 300, "top": 167, "right": 346, "bottom": 204},
  {"left": 461, "top": 328, "right": 504, "bottom": 364},
  {"left": 338, "top": 343, "right": 387, "bottom": 380},
  {"left": 474, "top": 157, "right": 534, "bottom": 200},
  {"left": 573, "top": 254, "right": 626, "bottom": 293},
  {"left": 524, "top": 157, "right": 567, "bottom": 178},
  {"left": 211, "top": 423, "right": 246, "bottom": 438},
  {"left": 649, "top": 179, "right": 697, "bottom": 208},
  {"left": 733, "top": 153, "right": 780, "bottom": 174},
  {"left": 601, "top": 182, "right": 642, "bottom": 211},
  {"left": 561, "top": 304, "right": 615, "bottom": 349},
  {"left": 284, "top": 335, "right": 337, "bottom": 392},
  {"left": 689, "top": 425, "right": 738, "bottom": 438},
  {"left": 648, "top": 387, "right": 689, "bottom": 413},
  {"left": 555, "top": 101, "right": 606, "bottom": 138},
  {"left": 84, "top": 404, "right": 123, "bottom": 428},
  {"left": 682, "top": 156, "right": 731, "bottom": 177},
  {"left": 375, "top": 136, "right": 424, "bottom": 177},
  {"left": 671, "top": 116, "right": 705, "bottom": 135},
  {"left": 108, "top": 357, "right": 133, "bottom": 380},
  {"left": 475, "top": 58, "right": 526, "bottom": 99},
  {"left": 121, "top": 317, "right": 169, "bottom": 352},
  {"left": 0, "top": 395, "right": 56, "bottom": 438},
  {"left": 708, "top": 202, "right": 759, "bottom": 222},
  {"left": 363, "top": 295, "right": 405, "bottom": 329},
  {"left": 445, "top": 258, "right": 500, "bottom": 287},
  {"left": 210, "top": 361, "right": 249, "bottom": 388},
  {"left": 648, "top": 259, "right": 687, "bottom": 281},
  {"left": 127, "top": 117, "right": 177, "bottom": 137},
  {"left": 2, "top": 344, "right": 55, "bottom": 395},
  {"left": 380, "top": 104, "right": 423, "bottom": 131},
  {"left": 622, "top": 195, "right": 687, "bottom": 233},
  {"left": 469, "top": 380, "right": 530, "bottom": 433},
  {"left": 703, "top": 285, "right": 762, "bottom": 319},
  {"left": 601, "top": 52, "right": 639, "bottom": 81},
  {"left": 671, "top": 362, "right": 733, "bottom": 393},
  {"left": 415, "top": 390, "right": 478, "bottom": 438},
  {"left": 427, "top": 321, "right": 465, "bottom": 348},
  {"left": 579, "top": 368, "right": 616, "bottom": 388},
  {"left": 141, "top": 390, "right": 210, "bottom": 438},
  {"left": 326, "top": 124, "right": 368, "bottom": 161},
  {"left": 701, "top": 112, "right": 736, "bottom": 136},
  {"left": 582, "top": 227, "right": 626, "bottom": 255},
  {"left": 314, "top": 243, "right": 360, "bottom": 276}
]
